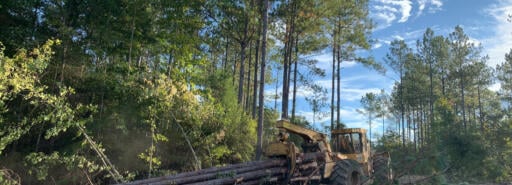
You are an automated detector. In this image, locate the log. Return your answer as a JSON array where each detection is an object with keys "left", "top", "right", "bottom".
[
  {"left": 297, "top": 161, "right": 318, "bottom": 170},
  {"left": 184, "top": 167, "right": 287, "bottom": 185},
  {"left": 120, "top": 159, "right": 286, "bottom": 185},
  {"left": 147, "top": 161, "right": 286, "bottom": 185},
  {"left": 229, "top": 176, "right": 280, "bottom": 185},
  {"left": 300, "top": 152, "right": 326, "bottom": 162},
  {"left": 290, "top": 175, "right": 321, "bottom": 182},
  {"left": 120, "top": 152, "right": 330, "bottom": 185}
]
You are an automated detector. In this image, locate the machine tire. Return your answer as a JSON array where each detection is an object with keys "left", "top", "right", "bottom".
[
  {"left": 328, "top": 159, "right": 362, "bottom": 185},
  {"left": 372, "top": 155, "right": 392, "bottom": 183}
]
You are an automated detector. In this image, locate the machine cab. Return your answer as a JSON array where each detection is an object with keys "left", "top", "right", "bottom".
[{"left": 331, "top": 128, "right": 368, "bottom": 155}]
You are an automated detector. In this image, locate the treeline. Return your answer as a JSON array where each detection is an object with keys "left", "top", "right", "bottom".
[
  {"left": 363, "top": 27, "right": 512, "bottom": 183},
  {"left": 0, "top": 0, "right": 375, "bottom": 184}
]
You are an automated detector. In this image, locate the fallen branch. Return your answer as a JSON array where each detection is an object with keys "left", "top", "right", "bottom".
[
  {"left": 401, "top": 166, "right": 451, "bottom": 185},
  {"left": 175, "top": 121, "right": 201, "bottom": 171},
  {"left": 0, "top": 167, "right": 21, "bottom": 185},
  {"left": 78, "top": 126, "right": 124, "bottom": 183}
]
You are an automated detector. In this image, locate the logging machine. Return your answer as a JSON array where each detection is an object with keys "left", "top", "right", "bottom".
[
  {"left": 120, "top": 119, "right": 392, "bottom": 185},
  {"left": 264, "top": 119, "right": 393, "bottom": 185}
]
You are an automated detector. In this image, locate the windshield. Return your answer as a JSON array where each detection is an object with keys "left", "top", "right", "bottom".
[{"left": 333, "top": 133, "right": 362, "bottom": 154}]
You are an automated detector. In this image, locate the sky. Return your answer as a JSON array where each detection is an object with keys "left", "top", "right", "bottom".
[{"left": 264, "top": 0, "right": 512, "bottom": 139}]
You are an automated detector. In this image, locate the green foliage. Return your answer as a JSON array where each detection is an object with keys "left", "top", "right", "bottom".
[
  {"left": 497, "top": 49, "right": 512, "bottom": 109},
  {"left": 0, "top": 39, "right": 70, "bottom": 153},
  {"left": 0, "top": 40, "right": 126, "bottom": 183},
  {"left": 304, "top": 84, "right": 328, "bottom": 124},
  {"left": 377, "top": 26, "right": 512, "bottom": 184},
  {"left": 0, "top": 0, "right": 333, "bottom": 183},
  {"left": 1, "top": 0, "right": 510, "bottom": 184},
  {"left": 25, "top": 152, "right": 102, "bottom": 181},
  {"left": 200, "top": 71, "right": 257, "bottom": 165}
]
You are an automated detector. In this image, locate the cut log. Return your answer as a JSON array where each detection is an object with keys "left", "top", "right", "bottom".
[
  {"left": 120, "top": 159, "right": 286, "bottom": 185},
  {"left": 119, "top": 152, "right": 330, "bottom": 185},
  {"left": 148, "top": 161, "right": 286, "bottom": 185},
  {"left": 184, "top": 167, "right": 287, "bottom": 185}
]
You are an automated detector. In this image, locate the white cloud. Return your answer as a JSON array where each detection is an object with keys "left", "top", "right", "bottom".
[
  {"left": 376, "top": 28, "right": 427, "bottom": 49},
  {"left": 377, "top": 0, "right": 412, "bottom": 22},
  {"left": 397, "top": 1, "right": 412, "bottom": 22},
  {"left": 263, "top": 69, "right": 389, "bottom": 103},
  {"left": 468, "top": 37, "right": 481, "bottom": 46},
  {"left": 489, "top": 83, "right": 501, "bottom": 92},
  {"left": 482, "top": 0, "right": 512, "bottom": 67},
  {"left": 372, "top": 0, "right": 443, "bottom": 31},
  {"left": 315, "top": 79, "right": 383, "bottom": 102},
  {"left": 430, "top": 0, "right": 442, "bottom": 7},
  {"left": 373, "top": 12, "right": 398, "bottom": 30},
  {"left": 296, "top": 106, "right": 373, "bottom": 132},
  {"left": 374, "top": 5, "right": 400, "bottom": 13},
  {"left": 314, "top": 53, "right": 359, "bottom": 71},
  {"left": 338, "top": 107, "right": 368, "bottom": 129},
  {"left": 417, "top": 0, "right": 443, "bottom": 16},
  {"left": 341, "top": 88, "right": 383, "bottom": 101},
  {"left": 418, "top": 0, "right": 426, "bottom": 13},
  {"left": 392, "top": 35, "right": 404, "bottom": 40},
  {"left": 315, "top": 74, "right": 385, "bottom": 88},
  {"left": 301, "top": 107, "right": 393, "bottom": 139},
  {"left": 373, "top": 42, "right": 383, "bottom": 49},
  {"left": 297, "top": 111, "right": 332, "bottom": 126}
]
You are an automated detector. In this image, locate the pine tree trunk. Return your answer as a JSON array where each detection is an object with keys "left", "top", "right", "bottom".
[
  {"left": 281, "top": 27, "right": 290, "bottom": 119},
  {"left": 291, "top": 36, "right": 299, "bottom": 120},
  {"left": 246, "top": 41, "right": 253, "bottom": 111},
  {"left": 331, "top": 29, "right": 336, "bottom": 130},
  {"left": 256, "top": 0, "right": 268, "bottom": 160},
  {"left": 429, "top": 60, "right": 434, "bottom": 144},
  {"left": 281, "top": 2, "right": 296, "bottom": 120},
  {"left": 461, "top": 67, "right": 466, "bottom": 131},
  {"left": 401, "top": 79, "right": 405, "bottom": 148},
  {"left": 252, "top": 36, "right": 260, "bottom": 118},
  {"left": 336, "top": 19, "right": 341, "bottom": 129},
  {"left": 478, "top": 84, "right": 484, "bottom": 133},
  {"left": 238, "top": 41, "right": 247, "bottom": 104},
  {"left": 224, "top": 37, "right": 229, "bottom": 71}
]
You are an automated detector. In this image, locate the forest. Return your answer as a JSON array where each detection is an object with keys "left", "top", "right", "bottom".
[{"left": 0, "top": 0, "right": 511, "bottom": 184}]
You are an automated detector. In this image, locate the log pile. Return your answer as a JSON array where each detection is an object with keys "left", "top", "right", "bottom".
[{"left": 119, "top": 152, "right": 325, "bottom": 185}]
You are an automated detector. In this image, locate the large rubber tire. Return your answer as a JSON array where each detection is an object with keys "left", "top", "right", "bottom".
[
  {"left": 328, "top": 160, "right": 363, "bottom": 185},
  {"left": 373, "top": 155, "right": 392, "bottom": 184}
]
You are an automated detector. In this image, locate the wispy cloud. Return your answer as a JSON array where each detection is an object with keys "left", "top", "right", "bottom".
[
  {"left": 373, "top": 42, "right": 383, "bottom": 49},
  {"left": 417, "top": 0, "right": 443, "bottom": 16},
  {"left": 393, "top": 0, "right": 412, "bottom": 22},
  {"left": 372, "top": 0, "right": 444, "bottom": 31},
  {"left": 374, "top": 28, "right": 427, "bottom": 49},
  {"left": 337, "top": 107, "right": 367, "bottom": 128},
  {"left": 371, "top": 0, "right": 413, "bottom": 30},
  {"left": 373, "top": 11, "right": 398, "bottom": 30},
  {"left": 265, "top": 72, "right": 388, "bottom": 103},
  {"left": 315, "top": 75, "right": 385, "bottom": 102},
  {"left": 314, "top": 52, "right": 359, "bottom": 71},
  {"left": 482, "top": 0, "right": 512, "bottom": 67},
  {"left": 296, "top": 111, "right": 331, "bottom": 126},
  {"left": 297, "top": 107, "right": 367, "bottom": 129}
]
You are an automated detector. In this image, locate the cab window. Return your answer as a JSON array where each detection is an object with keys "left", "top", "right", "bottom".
[{"left": 333, "top": 133, "right": 362, "bottom": 154}]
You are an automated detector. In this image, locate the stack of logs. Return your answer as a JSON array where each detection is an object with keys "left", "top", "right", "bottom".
[{"left": 119, "top": 152, "right": 324, "bottom": 185}]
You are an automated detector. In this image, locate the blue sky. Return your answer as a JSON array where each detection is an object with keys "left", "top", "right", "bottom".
[{"left": 264, "top": 0, "right": 512, "bottom": 138}]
